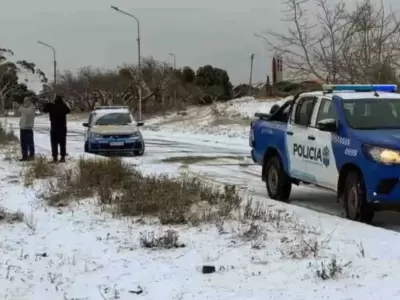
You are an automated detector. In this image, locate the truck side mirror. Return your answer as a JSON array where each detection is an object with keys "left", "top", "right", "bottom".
[
  {"left": 317, "top": 118, "right": 337, "bottom": 132},
  {"left": 82, "top": 123, "right": 89, "bottom": 127}
]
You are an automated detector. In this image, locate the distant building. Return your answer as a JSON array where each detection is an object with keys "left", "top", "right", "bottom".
[{"left": 272, "top": 56, "right": 283, "bottom": 84}]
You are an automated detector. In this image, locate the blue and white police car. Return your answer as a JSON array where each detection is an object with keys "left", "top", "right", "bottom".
[
  {"left": 83, "top": 106, "right": 145, "bottom": 156},
  {"left": 250, "top": 84, "right": 400, "bottom": 223}
]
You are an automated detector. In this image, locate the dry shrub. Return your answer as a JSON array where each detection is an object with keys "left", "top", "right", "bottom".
[
  {"left": 22, "top": 155, "right": 57, "bottom": 186},
  {"left": 3, "top": 144, "right": 19, "bottom": 161},
  {"left": 43, "top": 157, "right": 134, "bottom": 206},
  {"left": 0, "top": 207, "right": 24, "bottom": 223},
  {"left": 139, "top": 230, "right": 185, "bottom": 249},
  {"left": 42, "top": 156, "right": 242, "bottom": 224},
  {"left": 0, "top": 122, "right": 18, "bottom": 145},
  {"left": 315, "top": 258, "right": 351, "bottom": 280},
  {"left": 115, "top": 175, "right": 241, "bottom": 224}
]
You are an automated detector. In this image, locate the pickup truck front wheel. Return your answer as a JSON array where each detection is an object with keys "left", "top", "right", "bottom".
[
  {"left": 265, "top": 156, "right": 292, "bottom": 202},
  {"left": 344, "top": 171, "right": 374, "bottom": 224}
]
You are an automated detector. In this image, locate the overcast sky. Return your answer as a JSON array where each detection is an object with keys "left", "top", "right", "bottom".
[{"left": 0, "top": 0, "right": 399, "bottom": 92}]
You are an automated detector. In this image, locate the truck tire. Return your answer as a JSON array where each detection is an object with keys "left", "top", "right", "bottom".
[
  {"left": 265, "top": 156, "right": 292, "bottom": 202},
  {"left": 344, "top": 171, "right": 374, "bottom": 224}
]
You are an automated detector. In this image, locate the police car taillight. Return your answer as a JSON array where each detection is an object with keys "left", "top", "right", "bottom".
[{"left": 322, "top": 84, "right": 397, "bottom": 93}]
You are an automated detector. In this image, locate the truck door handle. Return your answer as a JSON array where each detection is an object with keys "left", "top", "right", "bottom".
[
  {"left": 286, "top": 131, "right": 293, "bottom": 135},
  {"left": 307, "top": 135, "right": 315, "bottom": 140}
]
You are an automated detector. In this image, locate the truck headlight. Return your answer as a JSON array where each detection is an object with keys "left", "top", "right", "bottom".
[
  {"left": 363, "top": 144, "right": 400, "bottom": 165},
  {"left": 131, "top": 131, "right": 142, "bottom": 138}
]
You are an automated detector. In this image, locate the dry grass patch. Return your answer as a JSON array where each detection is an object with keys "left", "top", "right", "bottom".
[
  {"left": 42, "top": 157, "right": 133, "bottom": 206},
  {"left": 41, "top": 157, "right": 241, "bottom": 224},
  {"left": 22, "top": 155, "right": 57, "bottom": 186},
  {"left": 0, "top": 121, "right": 18, "bottom": 145},
  {"left": 2, "top": 144, "right": 19, "bottom": 162},
  {"left": 0, "top": 122, "right": 20, "bottom": 162}
]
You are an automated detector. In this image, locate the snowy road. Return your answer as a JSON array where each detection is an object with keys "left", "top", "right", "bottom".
[{"left": 6, "top": 116, "right": 400, "bottom": 231}]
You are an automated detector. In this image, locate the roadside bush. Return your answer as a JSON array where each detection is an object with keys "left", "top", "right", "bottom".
[{"left": 41, "top": 156, "right": 241, "bottom": 224}]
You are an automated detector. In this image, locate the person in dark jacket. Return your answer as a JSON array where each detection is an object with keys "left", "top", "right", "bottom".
[{"left": 42, "top": 94, "right": 71, "bottom": 163}]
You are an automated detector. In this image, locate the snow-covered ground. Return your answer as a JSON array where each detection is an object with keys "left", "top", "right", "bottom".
[
  {"left": 2, "top": 97, "right": 400, "bottom": 299},
  {"left": 144, "top": 96, "right": 292, "bottom": 138},
  {"left": 2, "top": 131, "right": 400, "bottom": 299}
]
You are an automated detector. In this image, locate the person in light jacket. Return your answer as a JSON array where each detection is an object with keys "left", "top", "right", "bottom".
[{"left": 19, "top": 97, "right": 36, "bottom": 161}]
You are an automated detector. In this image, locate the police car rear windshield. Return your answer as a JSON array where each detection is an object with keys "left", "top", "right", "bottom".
[
  {"left": 95, "top": 113, "right": 132, "bottom": 125},
  {"left": 343, "top": 99, "right": 400, "bottom": 129}
]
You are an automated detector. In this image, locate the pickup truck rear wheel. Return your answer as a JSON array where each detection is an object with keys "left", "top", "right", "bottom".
[
  {"left": 265, "top": 156, "right": 292, "bottom": 202},
  {"left": 344, "top": 171, "right": 374, "bottom": 224}
]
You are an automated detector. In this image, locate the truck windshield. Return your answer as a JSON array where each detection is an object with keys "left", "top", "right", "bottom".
[
  {"left": 343, "top": 99, "right": 400, "bottom": 129},
  {"left": 95, "top": 113, "right": 132, "bottom": 125}
]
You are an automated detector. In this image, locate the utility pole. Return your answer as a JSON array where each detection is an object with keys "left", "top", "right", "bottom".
[
  {"left": 37, "top": 40, "right": 57, "bottom": 85},
  {"left": 253, "top": 33, "right": 271, "bottom": 87},
  {"left": 249, "top": 53, "right": 255, "bottom": 96},
  {"left": 111, "top": 6, "right": 142, "bottom": 121},
  {"left": 169, "top": 53, "right": 177, "bottom": 105}
]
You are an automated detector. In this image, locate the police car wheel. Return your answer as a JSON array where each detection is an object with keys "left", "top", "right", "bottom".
[
  {"left": 133, "top": 141, "right": 145, "bottom": 156},
  {"left": 344, "top": 171, "right": 374, "bottom": 223},
  {"left": 265, "top": 156, "right": 291, "bottom": 202}
]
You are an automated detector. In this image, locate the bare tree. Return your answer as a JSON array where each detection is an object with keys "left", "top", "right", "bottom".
[{"left": 262, "top": 0, "right": 400, "bottom": 83}]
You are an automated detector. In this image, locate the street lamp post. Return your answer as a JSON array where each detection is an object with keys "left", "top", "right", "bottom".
[
  {"left": 249, "top": 53, "right": 255, "bottom": 95},
  {"left": 37, "top": 40, "right": 57, "bottom": 85},
  {"left": 169, "top": 53, "right": 176, "bottom": 69},
  {"left": 168, "top": 53, "right": 177, "bottom": 104},
  {"left": 111, "top": 5, "right": 142, "bottom": 121}
]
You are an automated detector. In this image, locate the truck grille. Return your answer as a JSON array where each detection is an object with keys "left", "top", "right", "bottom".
[{"left": 102, "top": 134, "right": 131, "bottom": 139}]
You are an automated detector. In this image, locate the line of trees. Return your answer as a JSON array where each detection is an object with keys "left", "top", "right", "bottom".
[{"left": 39, "top": 59, "right": 235, "bottom": 116}]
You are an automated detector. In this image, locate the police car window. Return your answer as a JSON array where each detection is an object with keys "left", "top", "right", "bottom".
[
  {"left": 295, "top": 97, "right": 315, "bottom": 126},
  {"left": 95, "top": 113, "right": 132, "bottom": 125},
  {"left": 316, "top": 99, "right": 335, "bottom": 122},
  {"left": 343, "top": 99, "right": 400, "bottom": 129}
]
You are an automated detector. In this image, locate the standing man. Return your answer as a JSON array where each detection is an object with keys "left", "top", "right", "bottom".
[
  {"left": 19, "top": 97, "right": 36, "bottom": 161},
  {"left": 42, "top": 94, "right": 70, "bottom": 163}
]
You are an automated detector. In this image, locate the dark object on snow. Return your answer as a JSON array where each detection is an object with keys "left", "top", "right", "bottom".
[
  {"left": 43, "top": 94, "right": 71, "bottom": 161},
  {"left": 128, "top": 286, "right": 143, "bottom": 294},
  {"left": 202, "top": 265, "right": 216, "bottom": 274}
]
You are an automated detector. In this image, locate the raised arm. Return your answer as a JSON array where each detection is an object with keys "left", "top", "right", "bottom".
[
  {"left": 63, "top": 102, "right": 71, "bottom": 115},
  {"left": 42, "top": 102, "right": 51, "bottom": 113}
]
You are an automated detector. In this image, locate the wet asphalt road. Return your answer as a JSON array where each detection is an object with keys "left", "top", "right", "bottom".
[{"left": 6, "top": 118, "right": 400, "bottom": 232}]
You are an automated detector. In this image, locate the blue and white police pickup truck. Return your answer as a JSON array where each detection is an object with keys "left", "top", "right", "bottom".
[{"left": 250, "top": 84, "right": 400, "bottom": 223}]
